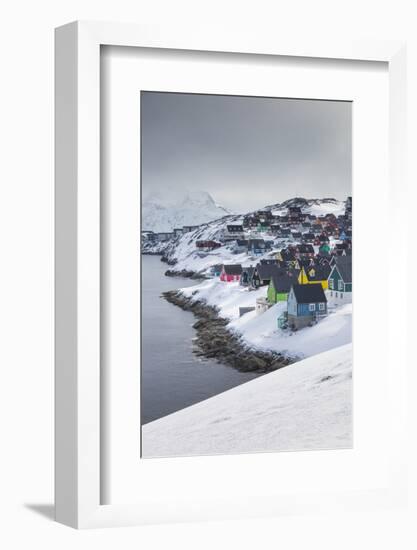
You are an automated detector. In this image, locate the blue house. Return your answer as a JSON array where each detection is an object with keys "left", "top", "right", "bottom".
[
  {"left": 247, "top": 239, "right": 268, "bottom": 256},
  {"left": 287, "top": 284, "right": 328, "bottom": 330}
]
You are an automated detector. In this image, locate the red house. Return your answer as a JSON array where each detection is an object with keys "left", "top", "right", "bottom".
[
  {"left": 195, "top": 240, "right": 222, "bottom": 251},
  {"left": 220, "top": 264, "right": 242, "bottom": 282}
]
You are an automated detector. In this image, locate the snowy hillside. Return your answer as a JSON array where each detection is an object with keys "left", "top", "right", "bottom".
[
  {"left": 142, "top": 343, "right": 352, "bottom": 458},
  {"left": 162, "top": 196, "right": 345, "bottom": 272},
  {"left": 180, "top": 279, "right": 352, "bottom": 359},
  {"left": 142, "top": 190, "right": 230, "bottom": 232}
]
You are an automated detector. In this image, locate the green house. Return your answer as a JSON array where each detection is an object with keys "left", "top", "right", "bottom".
[
  {"left": 319, "top": 243, "right": 331, "bottom": 255},
  {"left": 256, "top": 223, "right": 269, "bottom": 232},
  {"left": 267, "top": 272, "right": 298, "bottom": 304},
  {"left": 328, "top": 257, "right": 352, "bottom": 294}
]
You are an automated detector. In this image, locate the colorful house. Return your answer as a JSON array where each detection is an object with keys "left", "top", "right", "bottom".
[
  {"left": 267, "top": 271, "right": 299, "bottom": 304},
  {"left": 302, "top": 232, "right": 315, "bottom": 243},
  {"left": 327, "top": 257, "right": 352, "bottom": 305},
  {"left": 223, "top": 224, "right": 244, "bottom": 241},
  {"left": 287, "top": 284, "right": 328, "bottom": 330},
  {"left": 220, "top": 264, "right": 242, "bottom": 282},
  {"left": 195, "top": 240, "right": 222, "bottom": 251},
  {"left": 256, "top": 222, "right": 270, "bottom": 232},
  {"left": 319, "top": 243, "right": 331, "bottom": 255},
  {"left": 296, "top": 244, "right": 315, "bottom": 259},
  {"left": 298, "top": 264, "right": 331, "bottom": 290},
  {"left": 248, "top": 239, "right": 268, "bottom": 255}
]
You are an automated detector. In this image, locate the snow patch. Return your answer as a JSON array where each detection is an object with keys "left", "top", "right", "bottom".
[{"left": 142, "top": 343, "right": 353, "bottom": 457}]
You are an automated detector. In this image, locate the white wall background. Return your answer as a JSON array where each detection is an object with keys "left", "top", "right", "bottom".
[{"left": 0, "top": 0, "right": 416, "bottom": 547}]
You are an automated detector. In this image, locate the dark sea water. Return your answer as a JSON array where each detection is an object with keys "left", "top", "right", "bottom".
[{"left": 141, "top": 255, "right": 260, "bottom": 424}]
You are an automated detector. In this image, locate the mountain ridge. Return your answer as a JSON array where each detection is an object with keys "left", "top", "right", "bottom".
[{"left": 142, "top": 190, "right": 230, "bottom": 232}]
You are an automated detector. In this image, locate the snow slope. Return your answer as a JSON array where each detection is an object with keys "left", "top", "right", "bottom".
[
  {"left": 142, "top": 190, "right": 230, "bottom": 232},
  {"left": 181, "top": 279, "right": 352, "bottom": 359},
  {"left": 267, "top": 197, "right": 346, "bottom": 217},
  {"left": 142, "top": 343, "right": 352, "bottom": 458}
]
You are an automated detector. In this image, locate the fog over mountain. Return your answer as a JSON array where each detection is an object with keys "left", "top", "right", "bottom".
[{"left": 141, "top": 92, "right": 352, "bottom": 213}]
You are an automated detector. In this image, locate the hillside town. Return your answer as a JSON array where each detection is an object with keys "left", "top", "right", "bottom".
[{"left": 142, "top": 197, "right": 352, "bottom": 337}]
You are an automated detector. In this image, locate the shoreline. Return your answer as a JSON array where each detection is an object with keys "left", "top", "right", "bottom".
[
  {"left": 164, "top": 268, "right": 204, "bottom": 280},
  {"left": 163, "top": 290, "right": 293, "bottom": 373}
]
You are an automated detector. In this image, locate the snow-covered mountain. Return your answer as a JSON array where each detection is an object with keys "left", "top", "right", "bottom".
[
  {"left": 142, "top": 343, "right": 352, "bottom": 458},
  {"left": 142, "top": 190, "right": 230, "bottom": 232}
]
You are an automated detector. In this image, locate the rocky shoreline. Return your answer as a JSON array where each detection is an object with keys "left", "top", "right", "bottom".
[
  {"left": 163, "top": 290, "right": 293, "bottom": 373},
  {"left": 164, "top": 268, "right": 203, "bottom": 280}
]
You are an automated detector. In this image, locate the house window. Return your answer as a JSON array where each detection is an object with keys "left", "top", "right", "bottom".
[
  {"left": 329, "top": 279, "right": 334, "bottom": 289},
  {"left": 341, "top": 293, "right": 343, "bottom": 299},
  {"left": 319, "top": 303, "right": 325, "bottom": 311},
  {"left": 338, "top": 280, "right": 343, "bottom": 291},
  {"left": 309, "top": 303, "right": 315, "bottom": 312},
  {"left": 330, "top": 291, "right": 333, "bottom": 297}
]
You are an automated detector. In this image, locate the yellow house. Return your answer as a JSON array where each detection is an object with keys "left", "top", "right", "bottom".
[
  {"left": 275, "top": 251, "right": 300, "bottom": 269},
  {"left": 298, "top": 265, "right": 329, "bottom": 290}
]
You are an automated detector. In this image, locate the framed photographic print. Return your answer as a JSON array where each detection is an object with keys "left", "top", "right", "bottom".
[
  {"left": 140, "top": 91, "right": 353, "bottom": 459},
  {"left": 55, "top": 22, "right": 408, "bottom": 528}
]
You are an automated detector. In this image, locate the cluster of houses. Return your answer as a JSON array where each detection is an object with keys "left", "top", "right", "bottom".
[
  {"left": 142, "top": 225, "right": 200, "bottom": 244},
  {"left": 214, "top": 246, "right": 352, "bottom": 330},
  {"left": 217, "top": 200, "right": 352, "bottom": 255},
  {"left": 142, "top": 198, "right": 352, "bottom": 250},
  {"left": 142, "top": 198, "right": 352, "bottom": 331}
]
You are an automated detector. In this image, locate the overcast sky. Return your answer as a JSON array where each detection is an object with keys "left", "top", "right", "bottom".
[{"left": 141, "top": 91, "right": 351, "bottom": 213}]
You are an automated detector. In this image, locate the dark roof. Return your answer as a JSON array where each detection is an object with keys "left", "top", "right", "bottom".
[
  {"left": 223, "top": 264, "right": 242, "bottom": 275},
  {"left": 281, "top": 248, "right": 297, "bottom": 260},
  {"left": 303, "top": 233, "right": 315, "bottom": 240},
  {"left": 212, "top": 264, "right": 223, "bottom": 271},
  {"left": 299, "top": 258, "right": 315, "bottom": 269},
  {"left": 255, "top": 263, "right": 281, "bottom": 281},
  {"left": 260, "top": 259, "right": 280, "bottom": 265},
  {"left": 316, "top": 253, "right": 331, "bottom": 263},
  {"left": 248, "top": 238, "right": 266, "bottom": 248},
  {"left": 235, "top": 239, "right": 248, "bottom": 246},
  {"left": 297, "top": 244, "right": 315, "bottom": 254},
  {"left": 270, "top": 271, "right": 299, "bottom": 293},
  {"left": 306, "top": 264, "right": 332, "bottom": 281},
  {"left": 291, "top": 283, "right": 327, "bottom": 304},
  {"left": 241, "top": 266, "right": 255, "bottom": 281},
  {"left": 333, "top": 257, "right": 352, "bottom": 283}
]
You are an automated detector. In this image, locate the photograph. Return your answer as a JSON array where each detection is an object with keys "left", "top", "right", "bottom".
[{"left": 140, "top": 91, "right": 352, "bottom": 458}]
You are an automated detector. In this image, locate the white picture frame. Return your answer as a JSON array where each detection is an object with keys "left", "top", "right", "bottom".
[{"left": 55, "top": 21, "right": 407, "bottom": 529}]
